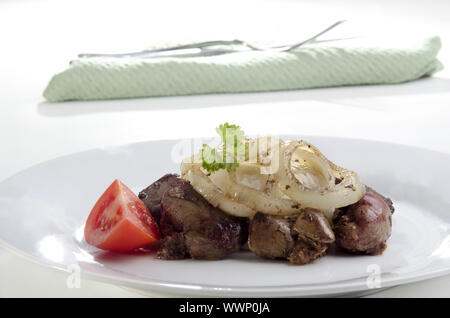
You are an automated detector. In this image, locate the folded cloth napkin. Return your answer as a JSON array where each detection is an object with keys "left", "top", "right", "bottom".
[{"left": 43, "top": 36, "right": 443, "bottom": 102}]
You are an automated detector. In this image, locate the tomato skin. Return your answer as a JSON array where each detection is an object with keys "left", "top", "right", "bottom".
[{"left": 84, "top": 179, "right": 160, "bottom": 252}]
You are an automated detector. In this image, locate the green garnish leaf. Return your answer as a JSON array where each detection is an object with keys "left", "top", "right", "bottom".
[{"left": 201, "top": 123, "right": 247, "bottom": 173}]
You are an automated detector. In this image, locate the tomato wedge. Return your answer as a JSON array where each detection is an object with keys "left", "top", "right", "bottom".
[{"left": 84, "top": 179, "right": 160, "bottom": 252}]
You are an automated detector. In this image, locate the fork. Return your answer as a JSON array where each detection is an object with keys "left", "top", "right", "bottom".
[{"left": 78, "top": 20, "right": 346, "bottom": 59}]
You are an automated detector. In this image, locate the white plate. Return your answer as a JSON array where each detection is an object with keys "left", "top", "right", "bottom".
[{"left": 0, "top": 136, "right": 449, "bottom": 297}]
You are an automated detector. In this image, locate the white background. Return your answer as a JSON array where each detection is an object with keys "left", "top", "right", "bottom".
[{"left": 0, "top": 0, "right": 449, "bottom": 297}]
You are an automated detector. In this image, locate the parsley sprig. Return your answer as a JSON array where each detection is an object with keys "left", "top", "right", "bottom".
[{"left": 201, "top": 123, "right": 248, "bottom": 173}]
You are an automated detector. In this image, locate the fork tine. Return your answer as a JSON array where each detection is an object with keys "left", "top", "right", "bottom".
[{"left": 285, "top": 20, "right": 346, "bottom": 51}]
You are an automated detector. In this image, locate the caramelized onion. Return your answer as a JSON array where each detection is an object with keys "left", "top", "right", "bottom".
[
  {"left": 183, "top": 167, "right": 256, "bottom": 217},
  {"left": 276, "top": 140, "right": 365, "bottom": 210},
  {"left": 209, "top": 165, "right": 303, "bottom": 215},
  {"left": 180, "top": 137, "right": 365, "bottom": 218}
]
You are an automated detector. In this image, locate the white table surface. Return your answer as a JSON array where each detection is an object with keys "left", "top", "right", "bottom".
[{"left": 1, "top": 0, "right": 450, "bottom": 297}]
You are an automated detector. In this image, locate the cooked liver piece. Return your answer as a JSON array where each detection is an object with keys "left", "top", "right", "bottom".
[
  {"left": 158, "top": 178, "right": 248, "bottom": 260},
  {"left": 333, "top": 187, "right": 393, "bottom": 255},
  {"left": 247, "top": 213, "right": 295, "bottom": 259},
  {"left": 248, "top": 210, "right": 335, "bottom": 265},
  {"left": 138, "top": 174, "right": 181, "bottom": 224},
  {"left": 157, "top": 232, "right": 186, "bottom": 260}
]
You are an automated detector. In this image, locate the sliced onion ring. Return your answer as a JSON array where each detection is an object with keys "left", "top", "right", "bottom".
[
  {"left": 183, "top": 166, "right": 256, "bottom": 217},
  {"left": 181, "top": 138, "right": 365, "bottom": 218},
  {"left": 208, "top": 165, "right": 303, "bottom": 216},
  {"left": 276, "top": 140, "right": 365, "bottom": 210}
]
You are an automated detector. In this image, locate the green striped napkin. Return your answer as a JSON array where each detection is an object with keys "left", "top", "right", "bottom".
[{"left": 43, "top": 36, "right": 443, "bottom": 102}]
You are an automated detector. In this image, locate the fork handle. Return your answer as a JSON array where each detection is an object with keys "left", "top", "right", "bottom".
[{"left": 78, "top": 40, "right": 246, "bottom": 59}]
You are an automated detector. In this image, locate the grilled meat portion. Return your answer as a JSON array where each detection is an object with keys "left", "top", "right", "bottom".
[
  {"left": 333, "top": 187, "right": 393, "bottom": 255},
  {"left": 293, "top": 210, "right": 335, "bottom": 243},
  {"left": 141, "top": 173, "right": 394, "bottom": 261},
  {"left": 156, "top": 232, "right": 186, "bottom": 260},
  {"left": 138, "top": 174, "right": 181, "bottom": 224},
  {"left": 247, "top": 213, "right": 295, "bottom": 259},
  {"left": 366, "top": 186, "right": 395, "bottom": 214},
  {"left": 248, "top": 210, "right": 335, "bottom": 265},
  {"left": 158, "top": 177, "right": 248, "bottom": 260}
]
